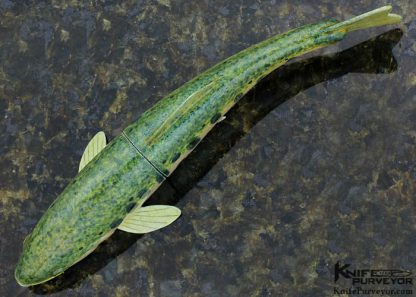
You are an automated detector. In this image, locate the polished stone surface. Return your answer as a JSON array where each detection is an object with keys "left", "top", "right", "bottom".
[{"left": 0, "top": 1, "right": 415, "bottom": 296}]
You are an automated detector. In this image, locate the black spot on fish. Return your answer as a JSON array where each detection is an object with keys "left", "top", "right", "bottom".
[
  {"left": 98, "top": 231, "right": 104, "bottom": 235},
  {"left": 110, "top": 218, "right": 123, "bottom": 229},
  {"left": 210, "top": 112, "right": 222, "bottom": 124},
  {"left": 129, "top": 196, "right": 135, "bottom": 201},
  {"left": 126, "top": 202, "right": 136, "bottom": 212},
  {"left": 137, "top": 189, "right": 147, "bottom": 197},
  {"left": 248, "top": 80, "right": 253, "bottom": 84},
  {"left": 78, "top": 247, "right": 83, "bottom": 251},
  {"left": 156, "top": 174, "right": 164, "bottom": 183},
  {"left": 187, "top": 137, "right": 200, "bottom": 150},
  {"left": 171, "top": 152, "right": 181, "bottom": 163}
]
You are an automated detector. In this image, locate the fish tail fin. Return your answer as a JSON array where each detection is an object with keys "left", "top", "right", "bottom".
[{"left": 328, "top": 5, "right": 402, "bottom": 33}]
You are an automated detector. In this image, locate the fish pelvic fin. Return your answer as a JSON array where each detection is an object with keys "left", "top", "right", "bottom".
[{"left": 118, "top": 205, "right": 181, "bottom": 234}]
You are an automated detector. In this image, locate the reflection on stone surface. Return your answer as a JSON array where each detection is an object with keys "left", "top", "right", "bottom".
[{"left": 0, "top": 1, "right": 415, "bottom": 296}]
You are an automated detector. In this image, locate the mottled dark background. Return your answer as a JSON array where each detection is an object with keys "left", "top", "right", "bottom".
[{"left": 1, "top": 0, "right": 415, "bottom": 296}]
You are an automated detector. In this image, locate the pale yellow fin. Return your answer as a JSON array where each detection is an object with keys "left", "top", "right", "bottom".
[
  {"left": 118, "top": 205, "right": 181, "bottom": 234},
  {"left": 79, "top": 131, "right": 107, "bottom": 172},
  {"left": 329, "top": 5, "right": 402, "bottom": 33}
]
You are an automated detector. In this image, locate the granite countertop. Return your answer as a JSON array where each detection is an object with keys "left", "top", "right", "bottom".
[{"left": 0, "top": 1, "right": 415, "bottom": 296}]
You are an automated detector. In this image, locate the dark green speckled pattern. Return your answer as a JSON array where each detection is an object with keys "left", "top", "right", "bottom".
[
  {"left": 11, "top": 3, "right": 403, "bottom": 290},
  {"left": 14, "top": 15, "right": 348, "bottom": 288},
  {"left": 123, "top": 20, "right": 345, "bottom": 175},
  {"left": 15, "top": 135, "right": 164, "bottom": 286},
  {"left": 1, "top": 1, "right": 413, "bottom": 296}
]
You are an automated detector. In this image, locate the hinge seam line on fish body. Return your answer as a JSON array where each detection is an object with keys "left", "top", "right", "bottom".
[{"left": 121, "top": 131, "right": 168, "bottom": 179}]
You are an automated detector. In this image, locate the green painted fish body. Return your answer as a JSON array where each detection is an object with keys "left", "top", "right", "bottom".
[
  {"left": 123, "top": 20, "right": 345, "bottom": 176},
  {"left": 15, "top": 6, "right": 401, "bottom": 286},
  {"left": 15, "top": 135, "right": 165, "bottom": 285}
]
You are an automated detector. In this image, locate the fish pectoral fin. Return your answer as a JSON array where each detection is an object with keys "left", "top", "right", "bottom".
[
  {"left": 79, "top": 131, "right": 107, "bottom": 172},
  {"left": 118, "top": 205, "right": 181, "bottom": 234}
]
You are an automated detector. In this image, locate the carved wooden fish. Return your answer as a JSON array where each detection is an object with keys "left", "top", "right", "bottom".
[{"left": 15, "top": 6, "right": 401, "bottom": 286}]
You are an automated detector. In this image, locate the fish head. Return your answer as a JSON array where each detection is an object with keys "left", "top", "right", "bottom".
[
  {"left": 14, "top": 187, "right": 116, "bottom": 287},
  {"left": 14, "top": 135, "right": 163, "bottom": 287},
  {"left": 14, "top": 204, "right": 112, "bottom": 287}
]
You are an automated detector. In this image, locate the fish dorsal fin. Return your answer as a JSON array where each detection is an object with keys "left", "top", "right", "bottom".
[
  {"left": 145, "top": 79, "right": 219, "bottom": 145},
  {"left": 118, "top": 205, "right": 181, "bottom": 234},
  {"left": 79, "top": 131, "right": 107, "bottom": 172}
]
